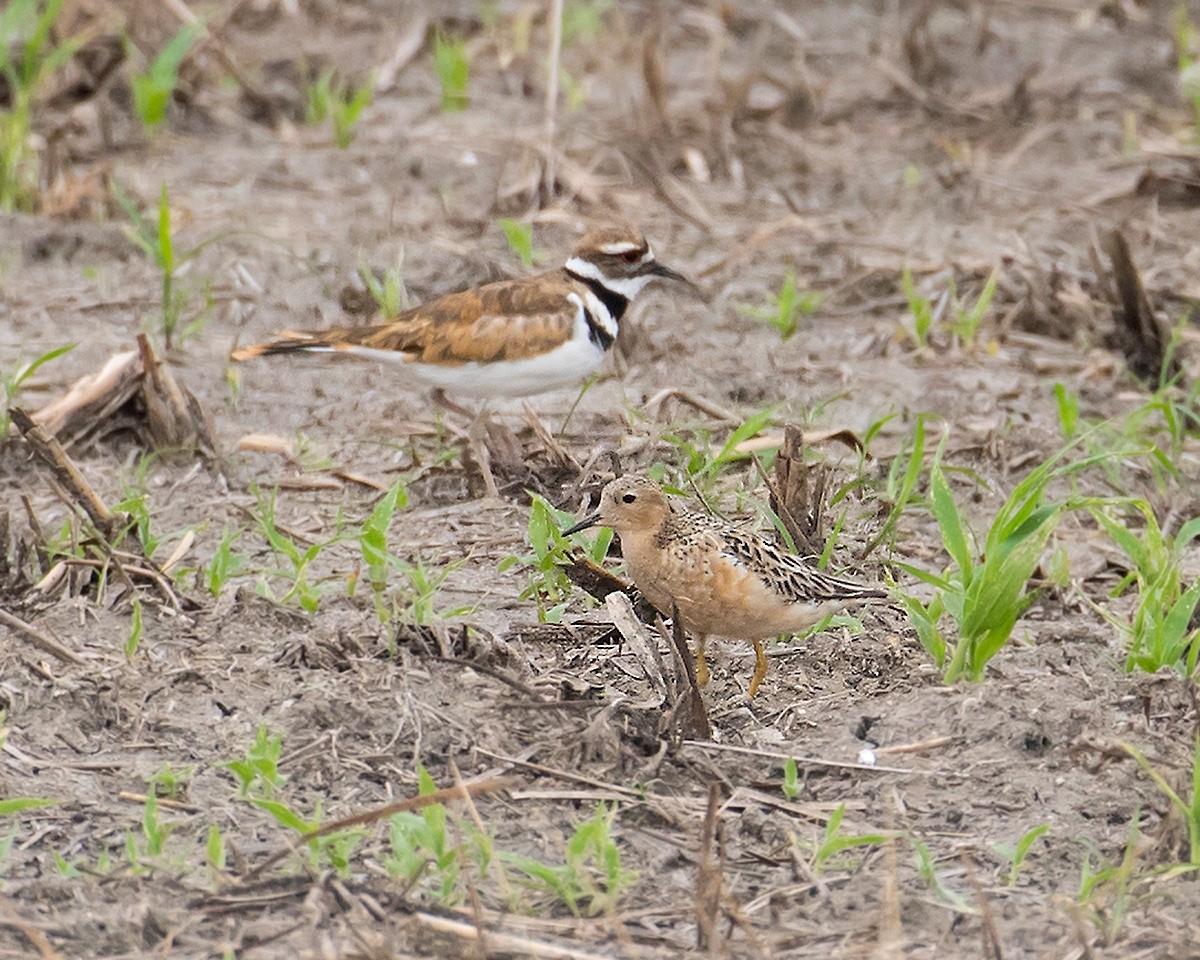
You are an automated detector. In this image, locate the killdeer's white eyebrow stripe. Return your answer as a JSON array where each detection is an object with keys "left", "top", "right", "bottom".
[
  {"left": 599, "top": 241, "right": 641, "bottom": 255},
  {"left": 566, "top": 256, "right": 656, "bottom": 299}
]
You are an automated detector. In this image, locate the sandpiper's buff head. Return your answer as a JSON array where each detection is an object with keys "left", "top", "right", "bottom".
[
  {"left": 565, "top": 225, "right": 696, "bottom": 298},
  {"left": 594, "top": 476, "right": 672, "bottom": 533}
]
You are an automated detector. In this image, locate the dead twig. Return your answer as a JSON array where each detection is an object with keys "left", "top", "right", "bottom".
[
  {"left": 156, "top": 0, "right": 276, "bottom": 120},
  {"left": 117, "top": 791, "right": 200, "bottom": 813},
  {"left": 0, "top": 904, "right": 64, "bottom": 960},
  {"left": 429, "top": 655, "right": 542, "bottom": 700},
  {"left": 135, "top": 335, "right": 215, "bottom": 452},
  {"left": 605, "top": 592, "right": 667, "bottom": 701},
  {"left": 409, "top": 909, "right": 612, "bottom": 960},
  {"left": 235, "top": 776, "right": 517, "bottom": 884},
  {"left": 767, "top": 424, "right": 829, "bottom": 558},
  {"left": 0, "top": 607, "right": 85, "bottom": 666},
  {"left": 1098, "top": 229, "right": 1185, "bottom": 387},
  {"left": 644, "top": 388, "right": 738, "bottom": 423},
  {"left": 660, "top": 606, "right": 712, "bottom": 742},
  {"left": 874, "top": 735, "right": 958, "bottom": 756},
  {"left": 561, "top": 552, "right": 659, "bottom": 622},
  {"left": 542, "top": 0, "right": 565, "bottom": 200},
  {"left": 962, "top": 854, "right": 1004, "bottom": 960},
  {"left": 695, "top": 781, "right": 723, "bottom": 951},
  {"left": 11, "top": 407, "right": 119, "bottom": 539},
  {"left": 684, "top": 740, "right": 921, "bottom": 776}
]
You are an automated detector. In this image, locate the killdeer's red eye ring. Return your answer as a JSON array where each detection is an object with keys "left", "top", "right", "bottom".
[{"left": 621, "top": 249, "right": 642, "bottom": 263}]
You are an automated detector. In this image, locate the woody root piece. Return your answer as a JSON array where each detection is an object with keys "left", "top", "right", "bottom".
[{"left": 18, "top": 334, "right": 215, "bottom": 454}]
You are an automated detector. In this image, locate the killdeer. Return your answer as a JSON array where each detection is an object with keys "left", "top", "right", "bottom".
[
  {"left": 231, "top": 225, "right": 696, "bottom": 400},
  {"left": 563, "top": 476, "right": 887, "bottom": 697}
]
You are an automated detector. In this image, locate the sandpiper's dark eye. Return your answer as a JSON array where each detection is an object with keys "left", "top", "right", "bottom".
[
  {"left": 621, "top": 249, "right": 641, "bottom": 263},
  {"left": 621, "top": 492, "right": 637, "bottom": 503}
]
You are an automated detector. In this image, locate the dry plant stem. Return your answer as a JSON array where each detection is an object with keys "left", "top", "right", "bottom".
[
  {"left": 644, "top": 387, "right": 738, "bottom": 423},
  {"left": 695, "top": 781, "right": 723, "bottom": 951},
  {"left": 876, "top": 814, "right": 903, "bottom": 958},
  {"left": 11, "top": 408, "right": 117, "bottom": 538},
  {"left": 235, "top": 776, "right": 517, "bottom": 884},
  {"left": 684, "top": 740, "right": 920, "bottom": 776},
  {"left": 429, "top": 655, "right": 542, "bottom": 700},
  {"left": 605, "top": 592, "right": 667, "bottom": 699},
  {"left": 764, "top": 424, "right": 828, "bottom": 557},
  {"left": 874, "top": 735, "right": 957, "bottom": 756},
  {"left": 1098, "top": 229, "right": 1184, "bottom": 387},
  {"left": 562, "top": 552, "right": 659, "bottom": 621},
  {"left": 0, "top": 904, "right": 64, "bottom": 960},
  {"left": 522, "top": 402, "right": 578, "bottom": 470},
  {"left": 0, "top": 609, "right": 84, "bottom": 665},
  {"left": 409, "top": 910, "right": 611, "bottom": 960},
  {"left": 59, "top": 555, "right": 182, "bottom": 611},
  {"left": 474, "top": 748, "right": 642, "bottom": 799},
  {"left": 543, "top": 0, "right": 566, "bottom": 198},
  {"left": 135, "top": 334, "right": 216, "bottom": 452},
  {"left": 962, "top": 855, "right": 1004, "bottom": 960},
  {"left": 450, "top": 760, "right": 515, "bottom": 904},
  {"left": 117, "top": 791, "right": 199, "bottom": 813},
  {"left": 29, "top": 349, "right": 139, "bottom": 444},
  {"left": 661, "top": 606, "right": 712, "bottom": 741}
]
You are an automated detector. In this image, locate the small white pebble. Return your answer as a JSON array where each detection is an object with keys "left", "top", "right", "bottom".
[
  {"left": 857, "top": 748, "right": 877, "bottom": 766},
  {"left": 461, "top": 151, "right": 478, "bottom": 166}
]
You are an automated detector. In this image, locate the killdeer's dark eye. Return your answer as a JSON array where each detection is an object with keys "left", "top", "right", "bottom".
[
  {"left": 621, "top": 249, "right": 642, "bottom": 263},
  {"left": 621, "top": 492, "right": 637, "bottom": 503}
]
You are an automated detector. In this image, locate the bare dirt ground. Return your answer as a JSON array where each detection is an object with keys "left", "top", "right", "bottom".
[{"left": 2, "top": 1, "right": 1200, "bottom": 957}]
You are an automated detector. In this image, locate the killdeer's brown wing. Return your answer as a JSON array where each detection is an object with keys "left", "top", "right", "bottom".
[{"left": 232, "top": 271, "right": 582, "bottom": 367}]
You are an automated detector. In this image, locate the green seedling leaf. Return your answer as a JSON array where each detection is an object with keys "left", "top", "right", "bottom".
[
  {"left": 499, "top": 218, "right": 537, "bottom": 268},
  {"left": 124, "top": 598, "right": 143, "bottom": 658},
  {"left": 433, "top": 30, "right": 469, "bottom": 112},
  {"left": 929, "top": 460, "right": 973, "bottom": 584},
  {"left": 206, "top": 824, "right": 226, "bottom": 871},
  {"left": 130, "top": 21, "right": 202, "bottom": 128},
  {"left": 902, "top": 265, "right": 934, "bottom": 349},
  {"left": 10, "top": 342, "right": 75, "bottom": 391},
  {"left": 0, "top": 797, "right": 57, "bottom": 815},
  {"left": 1053, "top": 383, "right": 1079, "bottom": 439},
  {"left": 992, "top": 824, "right": 1050, "bottom": 885},
  {"left": 252, "top": 797, "right": 316, "bottom": 835}
]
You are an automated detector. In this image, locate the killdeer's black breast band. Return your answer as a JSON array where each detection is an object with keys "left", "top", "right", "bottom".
[
  {"left": 575, "top": 275, "right": 629, "bottom": 324},
  {"left": 581, "top": 305, "right": 615, "bottom": 351}
]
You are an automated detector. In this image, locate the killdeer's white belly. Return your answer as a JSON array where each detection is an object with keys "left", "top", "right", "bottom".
[{"left": 340, "top": 335, "right": 605, "bottom": 398}]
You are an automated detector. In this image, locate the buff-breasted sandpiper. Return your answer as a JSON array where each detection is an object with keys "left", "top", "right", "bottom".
[{"left": 563, "top": 476, "right": 887, "bottom": 696}]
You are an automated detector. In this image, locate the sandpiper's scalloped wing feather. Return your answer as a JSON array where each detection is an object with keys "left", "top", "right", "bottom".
[{"left": 715, "top": 523, "right": 886, "bottom": 605}]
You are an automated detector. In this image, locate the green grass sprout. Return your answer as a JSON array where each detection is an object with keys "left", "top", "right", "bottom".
[
  {"left": 1, "top": 343, "right": 75, "bottom": 439},
  {"left": 305, "top": 68, "right": 372, "bottom": 148},
  {"left": 130, "top": 21, "right": 202, "bottom": 129},
  {"left": 0, "top": 0, "right": 76, "bottom": 210},
  {"left": 737, "top": 270, "right": 823, "bottom": 341},
  {"left": 433, "top": 31, "right": 469, "bottom": 112},
  {"left": 991, "top": 824, "right": 1050, "bottom": 885}
]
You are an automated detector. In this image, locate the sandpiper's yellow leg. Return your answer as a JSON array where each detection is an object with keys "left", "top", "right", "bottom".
[
  {"left": 747, "top": 639, "right": 768, "bottom": 698},
  {"left": 694, "top": 636, "right": 709, "bottom": 686}
]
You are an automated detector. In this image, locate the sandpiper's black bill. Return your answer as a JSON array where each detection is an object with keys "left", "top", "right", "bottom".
[{"left": 560, "top": 512, "right": 601, "bottom": 536}]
